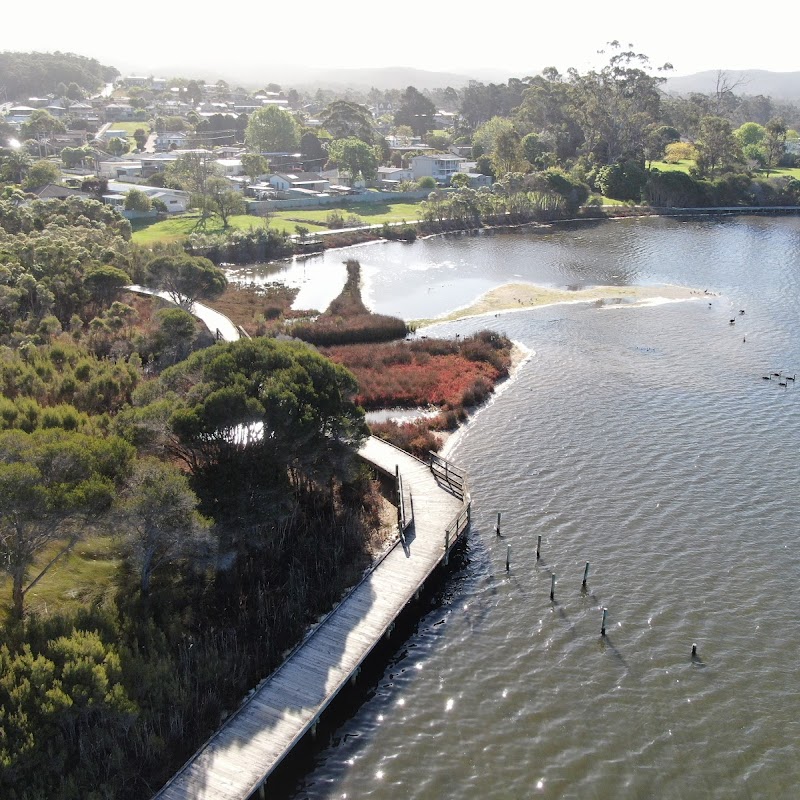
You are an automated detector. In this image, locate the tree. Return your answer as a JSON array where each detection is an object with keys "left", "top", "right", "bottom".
[
  {"left": 108, "top": 137, "right": 129, "bottom": 157},
  {"left": 241, "top": 152, "right": 270, "bottom": 184},
  {"left": 300, "top": 131, "right": 326, "bottom": 161},
  {"left": 202, "top": 175, "right": 246, "bottom": 228},
  {"left": 133, "top": 128, "right": 148, "bottom": 150},
  {"left": 450, "top": 172, "right": 470, "bottom": 188},
  {"left": 521, "top": 132, "right": 548, "bottom": 170},
  {"left": 664, "top": 141, "right": 698, "bottom": 164},
  {"left": 0, "top": 429, "right": 133, "bottom": 618},
  {"left": 84, "top": 265, "right": 131, "bottom": 308},
  {"left": 327, "top": 137, "right": 378, "bottom": 184},
  {"left": 734, "top": 122, "right": 765, "bottom": 148},
  {"left": 567, "top": 43, "right": 671, "bottom": 164},
  {"left": 146, "top": 255, "right": 227, "bottom": 308},
  {"left": 116, "top": 458, "right": 212, "bottom": 595},
  {"left": 320, "top": 100, "right": 375, "bottom": 143},
  {"left": 492, "top": 128, "right": 525, "bottom": 175},
  {"left": 473, "top": 116, "right": 517, "bottom": 160},
  {"left": 154, "top": 337, "right": 367, "bottom": 483},
  {"left": 22, "top": 159, "right": 61, "bottom": 190},
  {"left": 694, "top": 116, "right": 743, "bottom": 177},
  {"left": 245, "top": 106, "right": 301, "bottom": 152},
  {"left": 154, "top": 307, "right": 198, "bottom": 365},
  {"left": 0, "top": 147, "right": 32, "bottom": 183},
  {"left": 394, "top": 86, "right": 437, "bottom": 137},
  {"left": 124, "top": 188, "right": 151, "bottom": 212},
  {"left": 763, "top": 117, "right": 788, "bottom": 176},
  {"left": 20, "top": 110, "right": 66, "bottom": 140}
]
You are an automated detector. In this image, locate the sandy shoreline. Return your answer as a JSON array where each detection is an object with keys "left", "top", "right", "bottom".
[{"left": 414, "top": 281, "right": 710, "bottom": 326}]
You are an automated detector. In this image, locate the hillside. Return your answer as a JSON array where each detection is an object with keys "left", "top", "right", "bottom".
[{"left": 665, "top": 69, "right": 800, "bottom": 103}]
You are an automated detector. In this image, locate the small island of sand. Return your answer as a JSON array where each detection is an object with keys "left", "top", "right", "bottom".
[{"left": 414, "top": 282, "right": 709, "bottom": 326}]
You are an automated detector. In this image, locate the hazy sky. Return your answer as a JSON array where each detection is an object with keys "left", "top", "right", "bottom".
[{"left": 2, "top": 0, "right": 797, "bottom": 81}]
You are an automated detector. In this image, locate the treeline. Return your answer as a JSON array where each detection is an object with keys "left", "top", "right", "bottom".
[{"left": 0, "top": 51, "right": 118, "bottom": 98}]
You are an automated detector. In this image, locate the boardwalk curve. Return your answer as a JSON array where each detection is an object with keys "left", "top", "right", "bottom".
[{"left": 154, "top": 437, "right": 469, "bottom": 800}]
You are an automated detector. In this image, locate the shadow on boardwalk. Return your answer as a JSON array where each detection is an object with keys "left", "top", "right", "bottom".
[{"left": 154, "top": 437, "right": 466, "bottom": 800}]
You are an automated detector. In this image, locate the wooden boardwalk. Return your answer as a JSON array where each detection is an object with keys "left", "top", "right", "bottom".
[{"left": 154, "top": 437, "right": 469, "bottom": 800}]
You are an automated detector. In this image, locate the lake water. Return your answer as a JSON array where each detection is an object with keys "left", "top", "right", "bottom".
[{"left": 246, "top": 216, "right": 800, "bottom": 799}]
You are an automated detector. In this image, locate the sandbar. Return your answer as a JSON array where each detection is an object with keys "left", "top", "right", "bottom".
[{"left": 415, "top": 282, "right": 707, "bottom": 326}]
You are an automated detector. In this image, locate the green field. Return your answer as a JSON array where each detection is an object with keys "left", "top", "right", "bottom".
[
  {"left": 108, "top": 120, "right": 150, "bottom": 151},
  {"left": 272, "top": 201, "right": 425, "bottom": 227},
  {"left": 130, "top": 213, "right": 331, "bottom": 245},
  {"left": 130, "top": 201, "right": 427, "bottom": 245}
]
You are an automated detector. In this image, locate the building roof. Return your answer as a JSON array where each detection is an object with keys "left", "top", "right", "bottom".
[{"left": 29, "top": 184, "right": 93, "bottom": 200}]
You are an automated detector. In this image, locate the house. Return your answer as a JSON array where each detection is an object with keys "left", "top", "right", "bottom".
[
  {"left": 449, "top": 144, "right": 473, "bottom": 159},
  {"left": 104, "top": 103, "right": 136, "bottom": 121},
  {"left": 268, "top": 172, "right": 330, "bottom": 193},
  {"left": 123, "top": 76, "right": 150, "bottom": 87},
  {"left": 377, "top": 166, "right": 414, "bottom": 188},
  {"left": 214, "top": 158, "right": 244, "bottom": 177},
  {"left": 99, "top": 128, "right": 129, "bottom": 143},
  {"left": 98, "top": 160, "right": 143, "bottom": 180},
  {"left": 155, "top": 131, "right": 190, "bottom": 151},
  {"left": 28, "top": 184, "right": 93, "bottom": 201},
  {"left": 461, "top": 172, "right": 493, "bottom": 188},
  {"left": 411, "top": 154, "right": 466, "bottom": 183},
  {"left": 106, "top": 180, "right": 190, "bottom": 213}
]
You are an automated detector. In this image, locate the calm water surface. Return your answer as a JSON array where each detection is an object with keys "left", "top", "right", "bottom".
[{"left": 252, "top": 217, "right": 800, "bottom": 799}]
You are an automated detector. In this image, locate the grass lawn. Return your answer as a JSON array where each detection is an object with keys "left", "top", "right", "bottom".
[
  {"left": 130, "top": 213, "right": 329, "bottom": 245},
  {"left": 649, "top": 160, "right": 693, "bottom": 173},
  {"left": 755, "top": 166, "right": 800, "bottom": 180},
  {"left": 108, "top": 120, "right": 150, "bottom": 151},
  {"left": 0, "top": 535, "right": 121, "bottom": 617},
  {"left": 130, "top": 202, "right": 425, "bottom": 245},
  {"left": 272, "top": 201, "right": 426, "bottom": 227}
]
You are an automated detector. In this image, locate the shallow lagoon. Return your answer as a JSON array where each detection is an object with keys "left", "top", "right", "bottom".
[{"left": 246, "top": 215, "right": 800, "bottom": 800}]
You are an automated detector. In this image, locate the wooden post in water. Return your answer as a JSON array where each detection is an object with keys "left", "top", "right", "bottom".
[
  {"left": 550, "top": 573, "right": 556, "bottom": 601},
  {"left": 506, "top": 545, "right": 511, "bottom": 572},
  {"left": 536, "top": 535, "right": 542, "bottom": 561},
  {"left": 692, "top": 643, "right": 697, "bottom": 658},
  {"left": 258, "top": 783, "right": 266, "bottom": 800},
  {"left": 601, "top": 607, "right": 608, "bottom": 636},
  {"left": 495, "top": 512, "right": 501, "bottom": 536},
  {"left": 582, "top": 562, "right": 590, "bottom": 588}
]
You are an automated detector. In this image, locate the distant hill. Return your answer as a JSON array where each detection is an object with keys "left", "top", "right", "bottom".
[
  {"left": 665, "top": 70, "right": 800, "bottom": 103},
  {"left": 0, "top": 51, "right": 118, "bottom": 99},
  {"left": 112, "top": 57, "right": 515, "bottom": 91}
]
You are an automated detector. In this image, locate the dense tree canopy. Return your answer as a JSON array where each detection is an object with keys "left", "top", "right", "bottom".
[
  {"left": 0, "top": 51, "right": 117, "bottom": 97},
  {"left": 245, "top": 106, "right": 301, "bottom": 152}
]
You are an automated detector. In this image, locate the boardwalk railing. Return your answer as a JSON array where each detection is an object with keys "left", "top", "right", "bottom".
[
  {"left": 443, "top": 499, "right": 471, "bottom": 564},
  {"left": 429, "top": 451, "right": 467, "bottom": 500},
  {"left": 395, "top": 466, "right": 413, "bottom": 534}
]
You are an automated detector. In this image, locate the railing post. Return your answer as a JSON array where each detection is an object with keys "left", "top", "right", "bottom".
[{"left": 444, "top": 528, "right": 450, "bottom": 565}]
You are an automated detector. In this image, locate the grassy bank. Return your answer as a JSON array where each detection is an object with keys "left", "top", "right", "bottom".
[{"left": 130, "top": 201, "right": 426, "bottom": 245}]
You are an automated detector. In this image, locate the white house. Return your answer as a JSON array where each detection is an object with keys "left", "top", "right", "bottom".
[
  {"left": 106, "top": 180, "right": 190, "bottom": 213},
  {"left": 98, "top": 160, "right": 143, "bottom": 179},
  {"left": 377, "top": 166, "right": 414, "bottom": 187},
  {"left": 268, "top": 172, "right": 330, "bottom": 193},
  {"left": 214, "top": 158, "right": 244, "bottom": 177},
  {"left": 155, "top": 131, "right": 190, "bottom": 151},
  {"left": 411, "top": 154, "right": 466, "bottom": 183}
]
